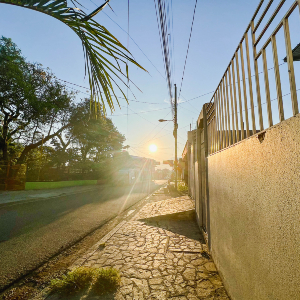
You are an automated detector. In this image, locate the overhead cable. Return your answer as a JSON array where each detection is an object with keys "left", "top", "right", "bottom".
[
  {"left": 88, "top": 0, "right": 165, "bottom": 80},
  {"left": 178, "top": 0, "right": 198, "bottom": 99},
  {"left": 154, "top": 0, "right": 174, "bottom": 115}
]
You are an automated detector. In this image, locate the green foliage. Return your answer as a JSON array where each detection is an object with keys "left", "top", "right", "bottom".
[
  {"left": 0, "top": 0, "right": 146, "bottom": 113},
  {"left": 0, "top": 37, "right": 127, "bottom": 182},
  {"left": 48, "top": 98, "right": 126, "bottom": 181},
  {"left": 0, "top": 36, "right": 74, "bottom": 165},
  {"left": 50, "top": 267, "right": 120, "bottom": 296},
  {"left": 93, "top": 268, "right": 121, "bottom": 294},
  {"left": 178, "top": 181, "right": 188, "bottom": 193},
  {"left": 50, "top": 267, "right": 95, "bottom": 295}
]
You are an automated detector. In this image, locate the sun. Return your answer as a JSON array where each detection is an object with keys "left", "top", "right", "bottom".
[{"left": 149, "top": 144, "right": 157, "bottom": 152}]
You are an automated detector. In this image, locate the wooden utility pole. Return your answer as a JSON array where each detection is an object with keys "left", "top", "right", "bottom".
[{"left": 174, "top": 84, "right": 178, "bottom": 190}]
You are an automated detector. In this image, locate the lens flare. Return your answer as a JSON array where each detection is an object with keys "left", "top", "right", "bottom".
[{"left": 149, "top": 144, "right": 157, "bottom": 152}]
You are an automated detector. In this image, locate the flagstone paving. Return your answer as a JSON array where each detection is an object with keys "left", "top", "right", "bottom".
[{"left": 69, "top": 196, "right": 230, "bottom": 299}]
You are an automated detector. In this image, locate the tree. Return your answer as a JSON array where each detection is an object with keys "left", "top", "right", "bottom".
[
  {"left": 0, "top": 0, "right": 146, "bottom": 113},
  {"left": 0, "top": 37, "right": 74, "bottom": 165},
  {"left": 66, "top": 99, "right": 125, "bottom": 179}
]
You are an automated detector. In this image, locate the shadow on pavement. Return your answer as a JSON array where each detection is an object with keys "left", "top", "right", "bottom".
[{"left": 138, "top": 210, "right": 205, "bottom": 243}]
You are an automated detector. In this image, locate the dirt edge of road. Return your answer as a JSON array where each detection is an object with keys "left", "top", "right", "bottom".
[{"left": 0, "top": 183, "right": 166, "bottom": 300}]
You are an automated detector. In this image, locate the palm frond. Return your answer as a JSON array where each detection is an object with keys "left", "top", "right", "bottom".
[{"left": 0, "top": 0, "right": 146, "bottom": 114}]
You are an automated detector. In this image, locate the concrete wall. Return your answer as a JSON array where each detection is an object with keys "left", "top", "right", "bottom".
[{"left": 208, "top": 114, "right": 300, "bottom": 300}]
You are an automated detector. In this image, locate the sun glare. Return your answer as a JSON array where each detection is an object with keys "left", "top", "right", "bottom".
[{"left": 149, "top": 144, "right": 157, "bottom": 152}]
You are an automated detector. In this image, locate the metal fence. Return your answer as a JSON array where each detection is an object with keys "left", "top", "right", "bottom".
[{"left": 207, "top": 0, "right": 300, "bottom": 155}]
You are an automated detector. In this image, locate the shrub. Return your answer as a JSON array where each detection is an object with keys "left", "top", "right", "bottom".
[
  {"left": 93, "top": 268, "right": 121, "bottom": 294},
  {"left": 50, "top": 267, "right": 95, "bottom": 295},
  {"left": 49, "top": 267, "right": 120, "bottom": 296},
  {"left": 178, "top": 181, "right": 188, "bottom": 193}
]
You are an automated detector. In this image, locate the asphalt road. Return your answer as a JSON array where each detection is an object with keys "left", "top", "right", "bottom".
[{"left": 0, "top": 180, "right": 164, "bottom": 291}]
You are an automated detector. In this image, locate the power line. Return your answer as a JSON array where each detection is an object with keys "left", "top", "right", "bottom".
[
  {"left": 59, "top": 60, "right": 286, "bottom": 108},
  {"left": 135, "top": 111, "right": 172, "bottom": 147},
  {"left": 57, "top": 78, "right": 90, "bottom": 91},
  {"left": 178, "top": 0, "right": 198, "bottom": 99},
  {"left": 132, "top": 123, "right": 190, "bottom": 148},
  {"left": 88, "top": 0, "right": 165, "bottom": 80},
  {"left": 180, "top": 62, "right": 286, "bottom": 104},
  {"left": 127, "top": 0, "right": 130, "bottom": 140},
  {"left": 108, "top": 106, "right": 170, "bottom": 117},
  {"left": 154, "top": 0, "right": 174, "bottom": 115},
  {"left": 124, "top": 105, "right": 186, "bottom": 142},
  {"left": 57, "top": 77, "right": 165, "bottom": 105}
]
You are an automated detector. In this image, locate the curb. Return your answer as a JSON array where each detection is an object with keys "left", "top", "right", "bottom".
[
  {"left": 69, "top": 220, "right": 127, "bottom": 271},
  {"left": 30, "top": 186, "right": 165, "bottom": 300},
  {"left": 68, "top": 186, "right": 168, "bottom": 271}
]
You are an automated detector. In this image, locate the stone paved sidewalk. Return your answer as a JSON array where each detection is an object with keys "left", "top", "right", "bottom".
[{"left": 62, "top": 194, "right": 230, "bottom": 300}]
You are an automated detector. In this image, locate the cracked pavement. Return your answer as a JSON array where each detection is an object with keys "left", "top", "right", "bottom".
[{"left": 64, "top": 194, "right": 230, "bottom": 300}]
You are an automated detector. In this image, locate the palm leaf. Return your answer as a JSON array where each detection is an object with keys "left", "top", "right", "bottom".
[{"left": 0, "top": 0, "right": 146, "bottom": 114}]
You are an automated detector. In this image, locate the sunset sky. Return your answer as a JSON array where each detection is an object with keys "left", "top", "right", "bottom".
[{"left": 1, "top": 0, "right": 299, "bottom": 165}]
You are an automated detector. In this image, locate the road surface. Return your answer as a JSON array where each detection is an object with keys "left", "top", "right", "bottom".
[{"left": 0, "top": 180, "right": 164, "bottom": 290}]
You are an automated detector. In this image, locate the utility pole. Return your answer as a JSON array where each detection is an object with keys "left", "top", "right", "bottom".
[
  {"left": 158, "top": 85, "right": 178, "bottom": 190},
  {"left": 174, "top": 84, "right": 178, "bottom": 190}
]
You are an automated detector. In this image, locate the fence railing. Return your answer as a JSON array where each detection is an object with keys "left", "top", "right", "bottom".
[{"left": 207, "top": 0, "right": 300, "bottom": 155}]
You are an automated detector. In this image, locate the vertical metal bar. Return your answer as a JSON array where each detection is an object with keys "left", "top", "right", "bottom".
[
  {"left": 222, "top": 80, "right": 229, "bottom": 148},
  {"left": 251, "top": 21, "right": 264, "bottom": 131},
  {"left": 210, "top": 106, "right": 214, "bottom": 155},
  {"left": 219, "top": 84, "right": 225, "bottom": 150},
  {"left": 225, "top": 72, "right": 232, "bottom": 145},
  {"left": 214, "top": 114, "right": 217, "bottom": 153},
  {"left": 262, "top": 48, "right": 273, "bottom": 127},
  {"left": 283, "top": 18, "right": 299, "bottom": 115},
  {"left": 222, "top": 79, "right": 228, "bottom": 148},
  {"left": 231, "top": 59, "right": 240, "bottom": 141},
  {"left": 220, "top": 81, "right": 226, "bottom": 149},
  {"left": 271, "top": 35, "right": 284, "bottom": 122},
  {"left": 216, "top": 90, "right": 221, "bottom": 151},
  {"left": 217, "top": 89, "right": 222, "bottom": 151},
  {"left": 213, "top": 100, "right": 217, "bottom": 153},
  {"left": 235, "top": 51, "right": 245, "bottom": 140},
  {"left": 213, "top": 97, "right": 216, "bottom": 153},
  {"left": 240, "top": 43, "right": 250, "bottom": 137},
  {"left": 210, "top": 110, "right": 213, "bottom": 154},
  {"left": 221, "top": 80, "right": 228, "bottom": 148},
  {"left": 245, "top": 32, "right": 256, "bottom": 135},
  {"left": 228, "top": 65, "right": 236, "bottom": 144}
]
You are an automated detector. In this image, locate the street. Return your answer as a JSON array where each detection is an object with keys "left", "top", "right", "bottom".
[{"left": 0, "top": 180, "right": 164, "bottom": 291}]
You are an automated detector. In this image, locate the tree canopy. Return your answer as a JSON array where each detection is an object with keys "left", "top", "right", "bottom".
[{"left": 0, "top": 37, "right": 127, "bottom": 182}]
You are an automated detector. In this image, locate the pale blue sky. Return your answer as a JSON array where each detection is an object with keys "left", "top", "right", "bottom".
[{"left": 1, "top": 0, "right": 299, "bottom": 164}]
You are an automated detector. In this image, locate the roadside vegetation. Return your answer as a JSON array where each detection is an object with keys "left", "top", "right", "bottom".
[
  {"left": 177, "top": 181, "right": 188, "bottom": 193},
  {"left": 50, "top": 267, "right": 120, "bottom": 297},
  {"left": 0, "top": 37, "right": 133, "bottom": 185}
]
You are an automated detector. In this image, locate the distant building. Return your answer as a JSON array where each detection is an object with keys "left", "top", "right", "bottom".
[{"left": 114, "top": 155, "right": 159, "bottom": 185}]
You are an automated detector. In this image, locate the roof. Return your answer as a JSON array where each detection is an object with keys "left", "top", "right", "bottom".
[{"left": 283, "top": 43, "right": 300, "bottom": 62}]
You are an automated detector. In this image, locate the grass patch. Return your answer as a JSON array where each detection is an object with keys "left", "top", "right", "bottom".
[
  {"left": 93, "top": 268, "right": 120, "bottom": 294},
  {"left": 177, "top": 181, "right": 188, "bottom": 193},
  {"left": 49, "top": 267, "right": 120, "bottom": 296},
  {"left": 50, "top": 267, "right": 94, "bottom": 295}
]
